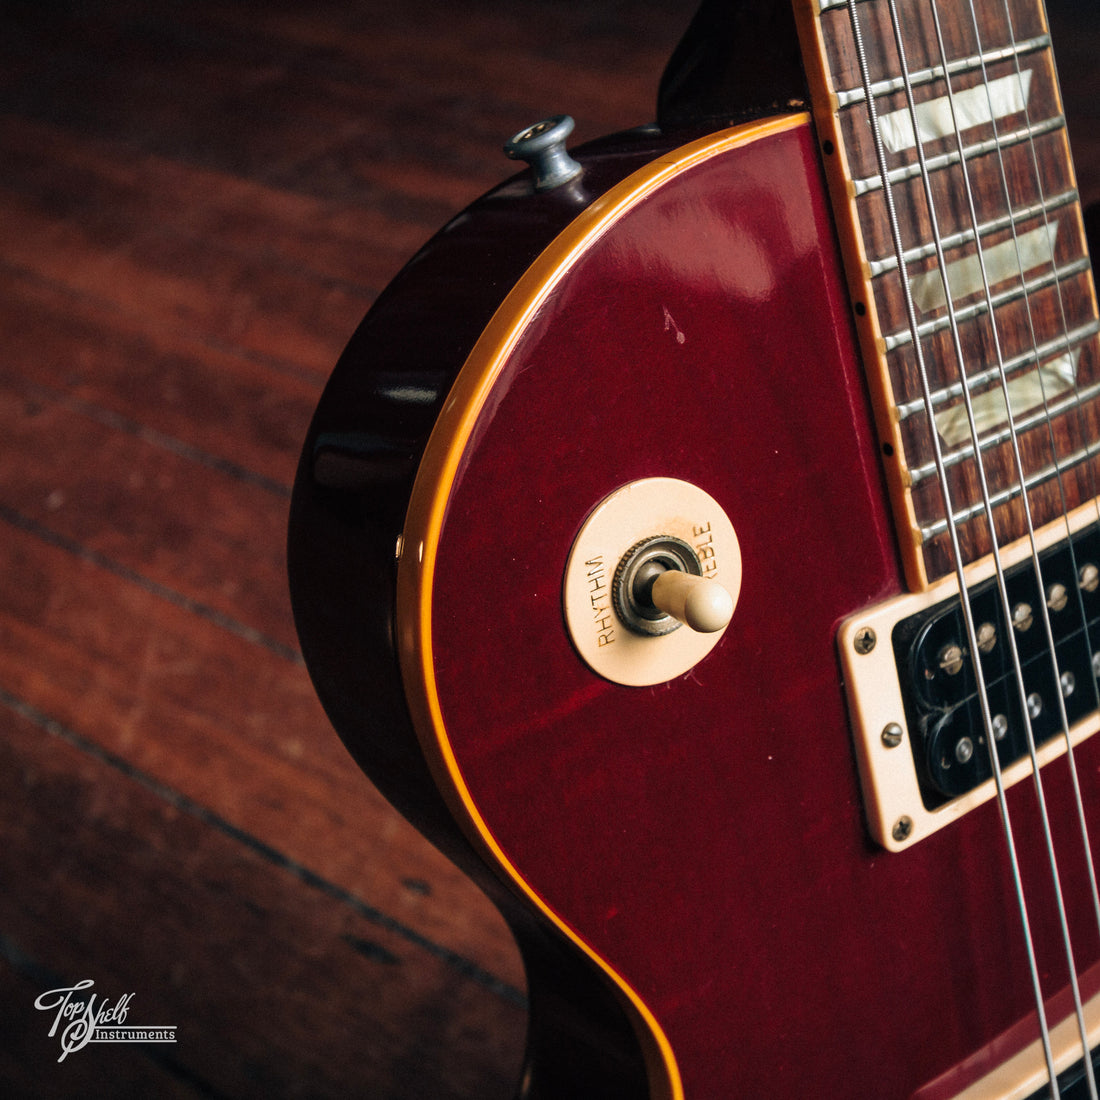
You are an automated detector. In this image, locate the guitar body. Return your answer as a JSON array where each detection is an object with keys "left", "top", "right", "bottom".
[{"left": 289, "top": 110, "right": 1100, "bottom": 1100}]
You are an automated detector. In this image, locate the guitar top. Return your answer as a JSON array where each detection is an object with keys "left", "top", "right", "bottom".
[{"left": 289, "top": 1, "right": 1100, "bottom": 1097}]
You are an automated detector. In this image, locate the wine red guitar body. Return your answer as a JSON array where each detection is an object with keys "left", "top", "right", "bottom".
[{"left": 289, "top": 109, "right": 1100, "bottom": 1100}]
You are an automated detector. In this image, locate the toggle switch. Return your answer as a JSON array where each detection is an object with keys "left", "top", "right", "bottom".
[
  {"left": 614, "top": 534, "right": 734, "bottom": 636},
  {"left": 650, "top": 569, "right": 735, "bottom": 634},
  {"left": 562, "top": 478, "right": 741, "bottom": 686}
]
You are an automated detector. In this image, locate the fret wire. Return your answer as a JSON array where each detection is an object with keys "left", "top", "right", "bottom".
[
  {"left": 851, "top": 114, "right": 1065, "bottom": 196},
  {"left": 870, "top": 0, "right": 1061, "bottom": 1085},
  {"left": 843, "top": 0, "right": 1059, "bottom": 1078},
  {"left": 867, "top": 187, "right": 1079, "bottom": 277},
  {"left": 915, "top": 433, "right": 1100, "bottom": 536},
  {"left": 834, "top": 33, "right": 1049, "bottom": 108},
  {"left": 921, "top": 0, "right": 1097, "bottom": 1086},
  {"left": 908, "top": 377, "right": 1100, "bottom": 485},
  {"left": 896, "top": 320, "right": 1100, "bottom": 419},
  {"left": 920, "top": 437, "right": 1100, "bottom": 538},
  {"left": 883, "top": 256, "right": 1092, "bottom": 351}
]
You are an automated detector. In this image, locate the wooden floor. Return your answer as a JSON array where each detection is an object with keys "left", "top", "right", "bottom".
[{"left": 0, "top": 2, "right": 1094, "bottom": 1098}]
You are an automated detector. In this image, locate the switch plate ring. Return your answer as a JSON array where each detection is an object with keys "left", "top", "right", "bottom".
[{"left": 562, "top": 478, "right": 740, "bottom": 686}]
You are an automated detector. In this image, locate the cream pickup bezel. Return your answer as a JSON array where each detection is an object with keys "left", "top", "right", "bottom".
[{"left": 840, "top": 502, "right": 1100, "bottom": 852}]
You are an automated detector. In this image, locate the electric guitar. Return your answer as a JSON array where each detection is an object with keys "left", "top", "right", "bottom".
[{"left": 288, "top": 1, "right": 1100, "bottom": 1096}]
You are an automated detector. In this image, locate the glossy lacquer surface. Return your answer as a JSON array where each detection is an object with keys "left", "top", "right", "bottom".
[{"left": 414, "top": 121, "right": 1100, "bottom": 1096}]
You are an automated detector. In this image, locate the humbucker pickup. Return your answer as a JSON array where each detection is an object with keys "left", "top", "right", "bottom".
[{"left": 840, "top": 506, "right": 1100, "bottom": 851}]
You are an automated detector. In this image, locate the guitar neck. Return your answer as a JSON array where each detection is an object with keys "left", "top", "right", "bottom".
[{"left": 793, "top": 0, "right": 1100, "bottom": 589}]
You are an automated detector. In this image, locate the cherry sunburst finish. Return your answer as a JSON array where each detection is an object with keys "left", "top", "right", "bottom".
[{"left": 289, "top": 2, "right": 1100, "bottom": 1097}]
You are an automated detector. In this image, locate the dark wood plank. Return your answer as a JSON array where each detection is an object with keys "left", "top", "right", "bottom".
[
  {"left": 0, "top": 267, "right": 318, "bottom": 491},
  {"left": 0, "top": 700, "right": 525, "bottom": 1098},
  {"left": 0, "top": 368, "right": 298, "bottom": 652},
  {"left": 0, "top": 143, "right": 371, "bottom": 380},
  {"left": 0, "top": 517, "right": 525, "bottom": 986}
]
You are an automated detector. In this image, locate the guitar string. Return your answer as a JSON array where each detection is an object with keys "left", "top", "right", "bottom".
[
  {"left": 844, "top": 0, "right": 1100, "bottom": 1087},
  {"left": 979, "top": 0, "right": 1100, "bottom": 721},
  {"left": 979, "top": 1, "right": 1100, "bottom": 722},
  {"left": 843, "top": 0, "right": 1058, "bottom": 1083},
  {"left": 950, "top": 0, "right": 1100, "bottom": 604},
  {"left": 956, "top": 0, "right": 1100, "bottom": 1080},
  {"left": 980, "top": 0, "right": 1100, "bottom": 941},
  {"left": 991, "top": 0, "right": 1100, "bottom": 522},
  {"left": 882, "top": 3, "right": 1089, "bottom": 1089},
  {"left": 919, "top": 0, "right": 1099, "bottom": 1089},
  {"left": 963, "top": 0, "right": 1100, "bottom": 1077},
  {"left": 887, "top": 0, "right": 1100, "bottom": 1087}
]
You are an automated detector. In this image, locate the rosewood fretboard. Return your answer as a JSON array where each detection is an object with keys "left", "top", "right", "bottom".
[{"left": 795, "top": 0, "right": 1100, "bottom": 588}]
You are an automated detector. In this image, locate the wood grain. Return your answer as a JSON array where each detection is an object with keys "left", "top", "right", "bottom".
[{"left": 0, "top": 0, "right": 1091, "bottom": 1097}]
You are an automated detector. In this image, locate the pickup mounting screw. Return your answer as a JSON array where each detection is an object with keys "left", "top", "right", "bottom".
[
  {"left": 893, "top": 816, "right": 913, "bottom": 842},
  {"left": 881, "top": 723, "right": 903, "bottom": 748},
  {"left": 853, "top": 627, "right": 876, "bottom": 655}
]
